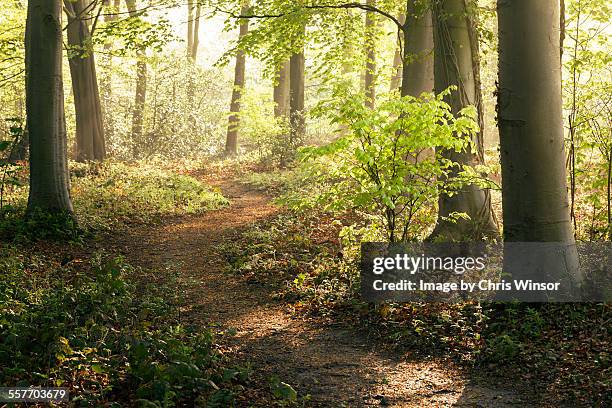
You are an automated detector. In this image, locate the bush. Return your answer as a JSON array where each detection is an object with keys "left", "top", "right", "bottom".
[{"left": 296, "top": 85, "right": 489, "bottom": 242}]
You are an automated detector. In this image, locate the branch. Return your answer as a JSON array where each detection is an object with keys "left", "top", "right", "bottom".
[{"left": 219, "top": 2, "right": 406, "bottom": 32}]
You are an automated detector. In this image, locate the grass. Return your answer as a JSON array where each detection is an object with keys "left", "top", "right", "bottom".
[{"left": 0, "top": 160, "right": 228, "bottom": 241}]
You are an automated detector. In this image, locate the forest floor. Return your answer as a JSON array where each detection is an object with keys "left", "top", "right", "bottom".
[{"left": 104, "top": 172, "right": 536, "bottom": 407}]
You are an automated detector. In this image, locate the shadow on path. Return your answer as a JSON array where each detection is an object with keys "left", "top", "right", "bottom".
[{"left": 111, "top": 177, "right": 535, "bottom": 407}]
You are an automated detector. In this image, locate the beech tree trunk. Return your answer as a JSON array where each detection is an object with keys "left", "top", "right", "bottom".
[
  {"left": 187, "top": 0, "right": 201, "bottom": 61},
  {"left": 364, "top": 0, "right": 376, "bottom": 108},
  {"left": 400, "top": 1, "right": 433, "bottom": 98},
  {"left": 274, "top": 60, "right": 290, "bottom": 118},
  {"left": 126, "top": 0, "right": 146, "bottom": 158},
  {"left": 25, "top": 0, "right": 73, "bottom": 214},
  {"left": 429, "top": 0, "right": 498, "bottom": 241},
  {"left": 187, "top": 0, "right": 194, "bottom": 57},
  {"left": 289, "top": 48, "right": 305, "bottom": 144},
  {"left": 497, "top": 0, "right": 581, "bottom": 294},
  {"left": 191, "top": 2, "right": 201, "bottom": 62},
  {"left": 65, "top": 0, "right": 106, "bottom": 162},
  {"left": 225, "top": 6, "right": 249, "bottom": 156},
  {"left": 100, "top": 0, "right": 120, "bottom": 143},
  {"left": 497, "top": 1, "right": 576, "bottom": 243}
]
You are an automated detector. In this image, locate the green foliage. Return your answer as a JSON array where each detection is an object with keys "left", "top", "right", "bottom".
[
  {"left": 0, "top": 160, "right": 228, "bottom": 241},
  {"left": 295, "top": 85, "right": 481, "bottom": 242},
  {"left": 563, "top": 0, "right": 612, "bottom": 240},
  {"left": 237, "top": 88, "right": 293, "bottom": 165},
  {"left": 0, "top": 118, "right": 24, "bottom": 210},
  {"left": 0, "top": 0, "right": 25, "bottom": 89},
  {"left": 269, "top": 375, "right": 298, "bottom": 402},
  {"left": 0, "top": 249, "right": 246, "bottom": 405},
  {"left": 99, "top": 53, "right": 231, "bottom": 159},
  {"left": 93, "top": 3, "right": 176, "bottom": 55}
]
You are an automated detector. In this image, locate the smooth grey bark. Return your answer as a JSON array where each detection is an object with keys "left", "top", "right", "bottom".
[
  {"left": 100, "top": 0, "right": 120, "bottom": 143},
  {"left": 429, "top": 0, "right": 498, "bottom": 241},
  {"left": 25, "top": 0, "right": 73, "bottom": 214},
  {"left": 225, "top": 5, "right": 249, "bottom": 156},
  {"left": 497, "top": 0, "right": 575, "bottom": 243},
  {"left": 187, "top": 0, "right": 201, "bottom": 61},
  {"left": 126, "top": 0, "right": 146, "bottom": 157},
  {"left": 274, "top": 60, "right": 290, "bottom": 118},
  {"left": 65, "top": 0, "right": 106, "bottom": 162},
  {"left": 187, "top": 0, "right": 194, "bottom": 57},
  {"left": 400, "top": 1, "right": 434, "bottom": 98},
  {"left": 289, "top": 48, "right": 305, "bottom": 144},
  {"left": 498, "top": 0, "right": 580, "bottom": 292},
  {"left": 364, "top": 0, "right": 376, "bottom": 108},
  {"left": 191, "top": 2, "right": 201, "bottom": 62}
]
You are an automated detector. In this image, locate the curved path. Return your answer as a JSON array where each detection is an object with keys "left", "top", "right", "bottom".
[{"left": 113, "top": 177, "right": 530, "bottom": 407}]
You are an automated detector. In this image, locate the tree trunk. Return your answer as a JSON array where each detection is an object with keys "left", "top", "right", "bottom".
[
  {"left": 289, "top": 48, "right": 305, "bottom": 144},
  {"left": 25, "top": 0, "right": 73, "bottom": 214},
  {"left": 100, "top": 0, "right": 120, "bottom": 143},
  {"left": 187, "top": 0, "right": 194, "bottom": 57},
  {"left": 274, "top": 60, "right": 290, "bottom": 118},
  {"left": 65, "top": 0, "right": 106, "bottom": 162},
  {"left": 390, "top": 14, "right": 406, "bottom": 92},
  {"left": 497, "top": 0, "right": 576, "bottom": 242},
  {"left": 497, "top": 0, "right": 581, "bottom": 295},
  {"left": 429, "top": 0, "right": 498, "bottom": 241},
  {"left": 126, "top": 0, "right": 146, "bottom": 158},
  {"left": 400, "top": 1, "right": 434, "bottom": 98},
  {"left": 224, "top": 5, "right": 249, "bottom": 157},
  {"left": 191, "top": 2, "right": 201, "bottom": 62},
  {"left": 364, "top": 0, "right": 376, "bottom": 108}
]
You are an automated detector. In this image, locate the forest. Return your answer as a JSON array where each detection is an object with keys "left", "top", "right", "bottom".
[{"left": 0, "top": 0, "right": 610, "bottom": 406}]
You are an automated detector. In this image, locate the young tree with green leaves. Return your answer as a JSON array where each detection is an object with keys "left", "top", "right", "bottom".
[{"left": 125, "top": 0, "right": 147, "bottom": 157}]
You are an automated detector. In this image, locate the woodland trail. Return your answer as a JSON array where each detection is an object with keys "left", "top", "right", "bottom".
[{"left": 112, "top": 175, "right": 532, "bottom": 407}]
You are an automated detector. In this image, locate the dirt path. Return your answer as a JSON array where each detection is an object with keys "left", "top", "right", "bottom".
[{"left": 113, "top": 178, "right": 531, "bottom": 407}]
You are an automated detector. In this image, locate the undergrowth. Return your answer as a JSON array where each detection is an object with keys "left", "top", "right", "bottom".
[
  {"left": 222, "top": 207, "right": 611, "bottom": 407},
  {"left": 0, "top": 160, "right": 228, "bottom": 241},
  {"left": 0, "top": 247, "right": 248, "bottom": 406}
]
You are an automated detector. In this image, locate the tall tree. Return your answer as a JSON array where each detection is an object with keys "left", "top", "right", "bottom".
[
  {"left": 429, "top": 0, "right": 498, "bottom": 240},
  {"left": 126, "top": 0, "right": 146, "bottom": 158},
  {"left": 400, "top": 0, "right": 433, "bottom": 98},
  {"left": 497, "top": 1, "right": 578, "bottom": 243},
  {"left": 100, "top": 0, "right": 120, "bottom": 142},
  {"left": 498, "top": 0, "right": 581, "bottom": 295},
  {"left": 273, "top": 60, "right": 290, "bottom": 118},
  {"left": 25, "top": 0, "right": 73, "bottom": 214},
  {"left": 225, "top": 4, "right": 249, "bottom": 156},
  {"left": 289, "top": 46, "right": 305, "bottom": 144},
  {"left": 187, "top": 0, "right": 202, "bottom": 61},
  {"left": 363, "top": 0, "right": 377, "bottom": 108},
  {"left": 65, "top": 0, "right": 106, "bottom": 162}
]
